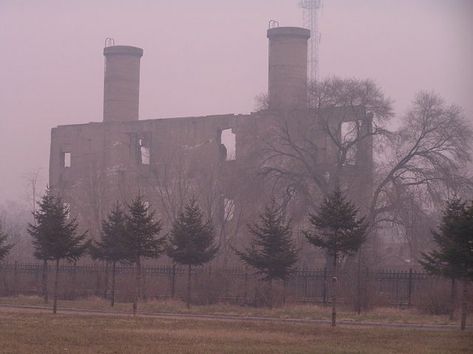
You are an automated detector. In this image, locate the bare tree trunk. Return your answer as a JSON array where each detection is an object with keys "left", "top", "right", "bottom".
[
  {"left": 111, "top": 261, "right": 116, "bottom": 307},
  {"left": 71, "top": 260, "right": 77, "bottom": 300},
  {"left": 170, "top": 263, "right": 176, "bottom": 299},
  {"left": 133, "top": 257, "right": 141, "bottom": 316},
  {"left": 42, "top": 259, "right": 48, "bottom": 304},
  {"left": 282, "top": 279, "right": 287, "bottom": 306},
  {"left": 356, "top": 250, "right": 362, "bottom": 315},
  {"left": 186, "top": 264, "right": 191, "bottom": 309},
  {"left": 103, "top": 261, "right": 109, "bottom": 299},
  {"left": 460, "top": 280, "right": 468, "bottom": 331},
  {"left": 449, "top": 277, "right": 456, "bottom": 321},
  {"left": 53, "top": 259, "right": 59, "bottom": 314},
  {"left": 331, "top": 255, "right": 338, "bottom": 327}
]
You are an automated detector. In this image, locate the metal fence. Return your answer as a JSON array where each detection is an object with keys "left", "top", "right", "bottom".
[{"left": 0, "top": 262, "right": 451, "bottom": 309}]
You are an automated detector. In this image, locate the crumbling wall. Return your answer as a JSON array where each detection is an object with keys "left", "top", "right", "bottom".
[{"left": 49, "top": 25, "right": 374, "bottom": 266}]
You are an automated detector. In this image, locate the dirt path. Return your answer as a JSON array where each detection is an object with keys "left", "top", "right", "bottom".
[{"left": 0, "top": 303, "right": 469, "bottom": 332}]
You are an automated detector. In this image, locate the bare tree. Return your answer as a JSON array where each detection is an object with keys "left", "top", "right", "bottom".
[
  {"left": 370, "top": 92, "right": 472, "bottom": 228},
  {"left": 259, "top": 78, "right": 472, "bottom": 262},
  {"left": 261, "top": 77, "right": 393, "bottom": 207},
  {"left": 148, "top": 148, "right": 245, "bottom": 266}
]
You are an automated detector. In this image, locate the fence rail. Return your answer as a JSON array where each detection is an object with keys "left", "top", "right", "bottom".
[{"left": 0, "top": 262, "right": 451, "bottom": 309}]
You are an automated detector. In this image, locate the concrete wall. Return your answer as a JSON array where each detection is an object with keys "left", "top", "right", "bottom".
[
  {"left": 48, "top": 26, "right": 373, "bottom": 264},
  {"left": 103, "top": 45, "right": 143, "bottom": 122},
  {"left": 267, "top": 27, "right": 310, "bottom": 110}
]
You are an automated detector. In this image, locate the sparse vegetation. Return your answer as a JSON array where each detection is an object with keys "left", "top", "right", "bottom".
[
  {"left": 0, "top": 309, "right": 471, "bottom": 354},
  {"left": 1, "top": 296, "right": 467, "bottom": 326}
]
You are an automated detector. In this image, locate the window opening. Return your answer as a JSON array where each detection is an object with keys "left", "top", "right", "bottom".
[
  {"left": 341, "top": 121, "right": 358, "bottom": 165},
  {"left": 224, "top": 198, "right": 235, "bottom": 221},
  {"left": 64, "top": 152, "right": 71, "bottom": 168},
  {"left": 139, "top": 138, "right": 150, "bottom": 165},
  {"left": 220, "top": 129, "right": 236, "bottom": 161}
]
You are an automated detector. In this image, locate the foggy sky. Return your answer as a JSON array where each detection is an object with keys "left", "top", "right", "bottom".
[{"left": 1, "top": 0, "right": 472, "bottom": 204}]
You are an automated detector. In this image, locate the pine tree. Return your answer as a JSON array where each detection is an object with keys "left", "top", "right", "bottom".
[
  {"left": 420, "top": 198, "right": 473, "bottom": 330},
  {"left": 235, "top": 200, "right": 298, "bottom": 307},
  {"left": 90, "top": 203, "right": 128, "bottom": 307},
  {"left": 303, "top": 188, "right": 368, "bottom": 327},
  {"left": 28, "top": 188, "right": 89, "bottom": 313},
  {"left": 168, "top": 198, "right": 218, "bottom": 308},
  {"left": 124, "top": 195, "right": 165, "bottom": 315},
  {"left": 28, "top": 190, "right": 54, "bottom": 303},
  {"left": 0, "top": 222, "right": 13, "bottom": 261}
]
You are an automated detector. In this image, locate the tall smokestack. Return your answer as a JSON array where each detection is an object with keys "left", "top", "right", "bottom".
[
  {"left": 103, "top": 45, "right": 143, "bottom": 122},
  {"left": 267, "top": 27, "right": 310, "bottom": 110}
]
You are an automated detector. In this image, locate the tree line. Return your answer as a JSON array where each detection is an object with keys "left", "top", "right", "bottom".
[
  {"left": 1, "top": 186, "right": 367, "bottom": 324},
  {"left": 1, "top": 185, "right": 471, "bottom": 329}
]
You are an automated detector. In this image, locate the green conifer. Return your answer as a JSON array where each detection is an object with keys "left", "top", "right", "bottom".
[
  {"left": 304, "top": 188, "right": 368, "bottom": 327},
  {"left": 124, "top": 195, "right": 165, "bottom": 314},
  {"left": 168, "top": 198, "right": 218, "bottom": 308},
  {"left": 28, "top": 188, "right": 89, "bottom": 313},
  {"left": 235, "top": 200, "right": 298, "bottom": 307}
]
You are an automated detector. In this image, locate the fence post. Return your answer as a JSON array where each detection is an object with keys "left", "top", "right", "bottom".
[{"left": 407, "top": 268, "right": 413, "bottom": 308}]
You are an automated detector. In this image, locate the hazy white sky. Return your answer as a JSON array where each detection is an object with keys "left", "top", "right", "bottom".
[{"left": 1, "top": 0, "right": 472, "bottom": 204}]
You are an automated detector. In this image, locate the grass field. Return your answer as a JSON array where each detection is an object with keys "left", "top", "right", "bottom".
[
  {"left": 0, "top": 295, "right": 462, "bottom": 326},
  {"left": 0, "top": 310, "right": 471, "bottom": 354}
]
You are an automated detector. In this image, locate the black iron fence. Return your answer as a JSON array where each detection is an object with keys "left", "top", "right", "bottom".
[{"left": 0, "top": 262, "right": 451, "bottom": 310}]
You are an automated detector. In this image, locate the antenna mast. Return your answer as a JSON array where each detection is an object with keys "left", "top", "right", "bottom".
[{"left": 299, "top": 0, "right": 321, "bottom": 84}]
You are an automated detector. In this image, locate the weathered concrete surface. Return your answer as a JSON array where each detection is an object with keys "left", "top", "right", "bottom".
[
  {"left": 103, "top": 45, "right": 143, "bottom": 122},
  {"left": 267, "top": 27, "right": 310, "bottom": 110},
  {"left": 49, "top": 26, "right": 373, "bottom": 266}
]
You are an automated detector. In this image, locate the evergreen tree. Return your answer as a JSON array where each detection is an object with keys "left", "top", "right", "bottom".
[
  {"left": 124, "top": 196, "right": 165, "bottom": 315},
  {"left": 28, "top": 188, "right": 89, "bottom": 313},
  {"left": 28, "top": 190, "right": 55, "bottom": 303},
  {"left": 420, "top": 198, "right": 473, "bottom": 330},
  {"left": 0, "top": 222, "right": 13, "bottom": 261},
  {"left": 235, "top": 200, "right": 298, "bottom": 307},
  {"left": 168, "top": 198, "right": 218, "bottom": 308},
  {"left": 90, "top": 203, "right": 128, "bottom": 307},
  {"left": 303, "top": 188, "right": 368, "bottom": 327}
]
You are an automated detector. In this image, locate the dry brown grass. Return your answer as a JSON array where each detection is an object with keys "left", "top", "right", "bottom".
[
  {"left": 0, "top": 295, "right": 461, "bottom": 326},
  {"left": 0, "top": 309, "right": 471, "bottom": 354}
]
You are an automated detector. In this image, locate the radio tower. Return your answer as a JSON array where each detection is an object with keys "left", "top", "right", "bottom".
[{"left": 299, "top": 0, "right": 321, "bottom": 84}]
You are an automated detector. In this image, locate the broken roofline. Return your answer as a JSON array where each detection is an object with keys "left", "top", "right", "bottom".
[{"left": 52, "top": 113, "right": 258, "bottom": 129}]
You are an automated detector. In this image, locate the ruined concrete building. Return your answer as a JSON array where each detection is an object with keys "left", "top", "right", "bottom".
[{"left": 49, "top": 26, "right": 373, "bottom": 263}]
